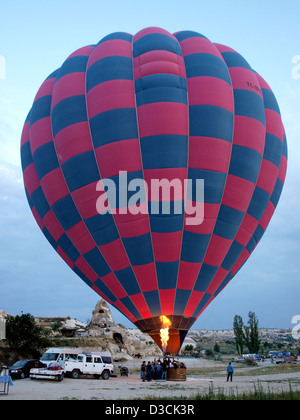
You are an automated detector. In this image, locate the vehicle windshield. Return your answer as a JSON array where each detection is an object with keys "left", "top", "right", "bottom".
[
  {"left": 41, "top": 353, "right": 59, "bottom": 361},
  {"left": 12, "top": 360, "right": 27, "bottom": 368}
]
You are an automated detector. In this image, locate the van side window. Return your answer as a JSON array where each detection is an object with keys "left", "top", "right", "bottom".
[
  {"left": 94, "top": 357, "right": 102, "bottom": 363},
  {"left": 58, "top": 354, "right": 64, "bottom": 361},
  {"left": 102, "top": 357, "right": 112, "bottom": 364},
  {"left": 67, "top": 354, "right": 77, "bottom": 360},
  {"left": 86, "top": 357, "right": 93, "bottom": 363}
]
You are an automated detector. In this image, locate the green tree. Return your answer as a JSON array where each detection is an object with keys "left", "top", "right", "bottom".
[
  {"left": 214, "top": 342, "right": 220, "bottom": 353},
  {"left": 205, "top": 349, "right": 214, "bottom": 358},
  {"left": 244, "top": 311, "right": 261, "bottom": 353},
  {"left": 184, "top": 344, "right": 194, "bottom": 351},
  {"left": 233, "top": 312, "right": 261, "bottom": 354},
  {"left": 233, "top": 315, "right": 244, "bottom": 355},
  {"left": 5, "top": 313, "right": 46, "bottom": 354}
]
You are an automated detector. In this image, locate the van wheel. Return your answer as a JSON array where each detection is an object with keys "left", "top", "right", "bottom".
[
  {"left": 71, "top": 370, "right": 80, "bottom": 379},
  {"left": 102, "top": 370, "right": 110, "bottom": 380}
]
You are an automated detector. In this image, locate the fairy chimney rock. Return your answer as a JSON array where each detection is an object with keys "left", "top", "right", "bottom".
[{"left": 90, "top": 299, "right": 115, "bottom": 328}]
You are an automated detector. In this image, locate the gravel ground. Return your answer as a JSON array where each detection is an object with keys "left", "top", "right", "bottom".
[{"left": 1, "top": 362, "right": 300, "bottom": 400}]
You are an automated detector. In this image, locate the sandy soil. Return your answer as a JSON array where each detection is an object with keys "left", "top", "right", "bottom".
[{"left": 2, "top": 363, "right": 300, "bottom": 400}]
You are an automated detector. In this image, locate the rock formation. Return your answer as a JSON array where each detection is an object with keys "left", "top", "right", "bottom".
[
  {"left": 0, "top": 303, "right": 162, "bottom": 360},
  {"left": 89, "top": 300, "right": 115, "bottom": 328},
  {"left": 86, "top": 299, "right": 161, "bottom": 361}
]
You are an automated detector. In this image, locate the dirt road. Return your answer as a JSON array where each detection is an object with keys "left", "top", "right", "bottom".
[{"left": 2, "top": 369, "right": 300, "bottom": 400}]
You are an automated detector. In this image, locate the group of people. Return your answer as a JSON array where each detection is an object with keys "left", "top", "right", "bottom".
[
  {"left": 140, "top": 358, "right": 234, "bottom": 382},
  {"left": 140, "top": 357, "right": 187, "bottom": 382}
]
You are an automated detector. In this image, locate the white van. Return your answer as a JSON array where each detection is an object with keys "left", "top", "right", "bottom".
[
  {"left": 65, "top": 351, "right": 113, "bottom": 379},
  {"left": 40, "top": 347, "right": 82, "bottom": 368}
]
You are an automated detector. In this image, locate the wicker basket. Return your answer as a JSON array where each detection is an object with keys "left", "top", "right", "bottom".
[{"left": 167, "top": 367, "right": 186, "bottom": 381}]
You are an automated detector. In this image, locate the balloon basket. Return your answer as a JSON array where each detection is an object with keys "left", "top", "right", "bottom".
[{"left": 167, "top": 367, "right": 186, "bottom": 381}]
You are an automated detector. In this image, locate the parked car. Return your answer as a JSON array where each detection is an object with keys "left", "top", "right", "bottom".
[{"left": 9, "top": 359, "right": 46, "bottom": 379}]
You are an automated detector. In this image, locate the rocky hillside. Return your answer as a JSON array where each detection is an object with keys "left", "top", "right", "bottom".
[
  {"left": 0, "top": 302, "right": 162, "bottom": 364},
  {"left": 1, "top": 303, "right": 295, "bottom": 363},
  {"left": 84, "top": 299, "right": 161, "bottom": 361},
  {"left": 188, "top": 328, "right": 294, "bottom": 343}
]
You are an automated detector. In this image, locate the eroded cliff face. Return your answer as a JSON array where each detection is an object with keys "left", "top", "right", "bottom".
[{"left": 86, "top": 299, "right": 161, "bottom": 360}]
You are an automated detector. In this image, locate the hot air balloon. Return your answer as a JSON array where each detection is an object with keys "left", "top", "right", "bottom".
[{"left": 21, "top": 27, "right": 287, "bottom": 354}]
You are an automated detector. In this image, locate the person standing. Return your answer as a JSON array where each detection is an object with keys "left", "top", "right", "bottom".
[
  {"left": 161, "top": 360, "right": 167, "bottom": 381},
  {"left": 146, "top": 361, "right": 153, "bottom": 381},
  {"left": 140, "top": 361, "right": 146, "bottom": 382},
  {"left": 156, "top": 362, "right": 162, "bottom": 379},
  {"left": 226, "top": 362, "right": 234, "bottom": 382}
]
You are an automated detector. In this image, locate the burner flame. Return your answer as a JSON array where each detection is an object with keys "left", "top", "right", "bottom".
[{"left": 159, "top": 315, "right": 171, "bottom": 353}]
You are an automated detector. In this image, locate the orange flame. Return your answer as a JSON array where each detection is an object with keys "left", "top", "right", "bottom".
[{"left": 159, "top": 315, "right": 171, "bottom": 352}]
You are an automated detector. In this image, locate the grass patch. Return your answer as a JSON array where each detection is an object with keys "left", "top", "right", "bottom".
[
  {"left": 186, "top": 363, "right": 300, "bottom": 378},
  {"left": 234, "top": 363, "right": 300, "bottom": 377},
  {"left": 137, "top": 382, "right": 300, "bottom": 401},
  {"left": 195, "top": 382, "right": 300, "bottom": 400}
]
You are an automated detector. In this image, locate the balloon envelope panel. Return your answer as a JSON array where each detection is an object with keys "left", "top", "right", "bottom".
[{"left": 21, "top": 27, "right": 287, "bottom": 353}]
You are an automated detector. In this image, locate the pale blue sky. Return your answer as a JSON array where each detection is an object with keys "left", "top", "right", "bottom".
[{"left": 0, "top": 0, "right": 299, "bottom": 330}]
